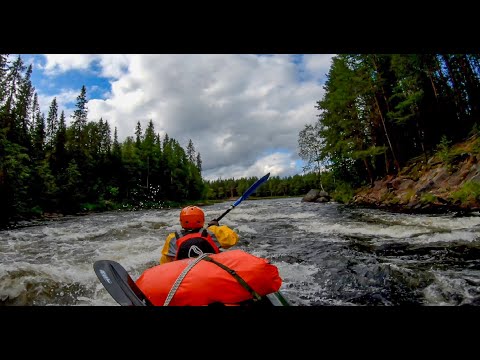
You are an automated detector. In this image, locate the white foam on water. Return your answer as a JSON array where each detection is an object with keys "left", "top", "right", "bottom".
[
  {"left": 365, "top": 211, "right": 480, "bottom": 230},
  {"left": 401, "top": 230, "right": 478, "bottom": 245},
  {"left": 230, "top": 213, "right": 257, "bottom": 221},
  {"left": 298, "top": 222, "right": 430, "bottom": 238},
  {"left": 274, "top": 261, "right": 325, "bottom": 305},
  {"left": 235, "top": 224, "right": 258, "bottom": 234},
  {"left": 2, "top": 198, "right": 480, "bottom": 306},
  {"left": 423, "top": 270, "right": 480, "bottom": 306}
]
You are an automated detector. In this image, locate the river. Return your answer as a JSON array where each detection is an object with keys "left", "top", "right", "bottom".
[{"left": 1, "top": 197, "right": 480, "bottom": 306}]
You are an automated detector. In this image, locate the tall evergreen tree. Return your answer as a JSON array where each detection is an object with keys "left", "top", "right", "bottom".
[
  {"left": 3, "top": 56, "right": 24, "bottom": 117},
  {"left": 52, "top": 110, "right": 68, "bottom": 176},
  {"left": 112, "top": 127, "right": 121, "bottom": 159},
  {"left": 186, "top": 139, "right": 196, "bottom": 163},
  {"left": 143, "top": 120, "right": 156, "bottom": 152},
  {"left": 12, "top": 60, "right": 33, "bottom": 149},
  {"left": 46, "top": 97, "right": 58, "bottom": 150},
  {"left": 100, "top": 118, "right": 111, "bottom": 154},
  {"left": 72, "top": 85, "right": 88, "bottom": 129},
  {"left": 196, "top": 152, "right": 202, "bottom": 172},
  {"left": 135, "top": 121, "right": 142, "bottom": 148},
  {"left": 0, "top": 54, "right": 10, "bottom": 109},
  {"left": 142, "top": 120, "right": 156, "bottom": 191},
  {"left": 70, "top": 85, "right": 88, "bottom": 149},
  {"left": 31, "top": 100, "right": 45, "bottom": 161},
  {"left": 67, "top": 86, "right": 91, "bottom": 207}
]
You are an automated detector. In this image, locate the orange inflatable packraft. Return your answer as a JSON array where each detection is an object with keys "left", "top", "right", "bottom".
[{"left": 136, "top": 249, "right": 282, "bottom": 306}]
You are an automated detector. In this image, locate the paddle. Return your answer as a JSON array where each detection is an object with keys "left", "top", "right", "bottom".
[
  {"left": 214, "top": 172, "right": 270, "bottom": 222},
  {"left": 93, "top": 173, "right": 270, "bottom": 306},
  {"left": 93, "top": 260, "right": 153, "bottom": 306}
]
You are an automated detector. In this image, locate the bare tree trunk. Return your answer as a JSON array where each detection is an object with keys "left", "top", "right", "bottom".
[
  {"left": 363, "top": 158, "right": 374, "bottom": 186},
  {"left": 442, "top": 54, "right": 465, "bottom": 121},
  {"left": 459, "top": 54, "right": 480, "bottom": 121},
  {"left": 374, "top": 95, "right": 400, "bottom": 173},
  {"left": 371, "top": 55, "right": 400, "bottom": 173},
  {"left": 428, "top": 71, "right": 439, "bottom": 100},
  {"left": 316, "top": 163, "right": 324, "bottom": 191}
]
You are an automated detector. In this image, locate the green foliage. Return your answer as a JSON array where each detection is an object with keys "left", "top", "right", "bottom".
[
  {"left": 318, "top": 171, "right": 336, "bottom": 193},
  {"left": 469, "top": 134, "right": 480, "bottom": 155},
  {"left": 450, "top": 180, "right": 480, "bottom": 204},
  {"left": 82, "top": 202, "right": 101, "bottom": 211},
  {"left": 401, "top": 188, "right": 417, "bottom": 203},
  {"left": 352, "top": 145, "right": 387, "bottom": 160},
  {"left": 331, "top": 181, "right": 355, "bottom": 204},
  {"left": 30, "top": 206, "right": 43, "bottom": 216},
  {"left": 81, "top": 200, "right": 116, "bottom": 212},
  {"left": 0, "top": 136, "right": 32, "bottom": 215},
  {"left": 419, "top": 193, "right": 437, "bottom": 204},
  {"left": 108, "top": 186, "right": 119, "bottom": 198},
  {"left": 436, "top": 135, "right": 453, "bottom": 164},
  {"left": 468, "top": 123, "right": 480, "bottom": 138},
  {"left": 380, "top": 190, "right": 396, "bottom": 203}
]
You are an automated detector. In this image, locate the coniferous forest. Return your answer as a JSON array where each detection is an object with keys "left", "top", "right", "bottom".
[
  {"left": 298, "top": 54, "right": 480, "bottom": 199},
  {"left": 2, "top": 54, "right": 480, "bottom": 227},
  {"left": 0, "top": 55, "right": 318, "bottom": 227}
]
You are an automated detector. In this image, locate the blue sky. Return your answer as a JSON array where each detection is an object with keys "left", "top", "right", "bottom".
[{"left": 17, "top": 54, "right": 333, "bottom": 180}]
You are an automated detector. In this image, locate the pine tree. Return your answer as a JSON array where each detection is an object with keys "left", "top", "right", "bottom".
[
  {"left": 196, "top": 152, "right": 202, "bottom": 172},
  {"left": 0, "top": 54, "right": 10, "bottom": 109},
  {"left": 31, "top": 97, "right": 45, "bottom": 161},
  {"left": 143, "top": 120, "right": 155, "bottom": 152},
  {"left": 72, "top": 85, "right": 88, "bottom": 129},
  {"left": 71, "top": 85, "right": 88, "bottom": 148},
  {"left": 100, "top": 118, "right": 111, "bottom": 154},
  {"left": 112, "top": 127, "right": 121, "bottom": 159},
  {"left": 46, "top": 98, "right": 58, "bottom": 150},
  {"left": 186, "top": 139, "right": 196, "bottom": 163},
  {"left": 14, "top": 62, "right": 34, "bottom": 150},
  {"left": 3, "top": 56, "right": 25, "bottom": 117},
  {"left": 52, "top": 111, "right": 68, "bottom": 188},
  {"left": 135, "top": 121, "right": 142, "bottom": 148}
]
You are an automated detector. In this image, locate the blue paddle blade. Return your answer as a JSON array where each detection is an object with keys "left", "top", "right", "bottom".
[{"left": 233, "top": 172, "right": 270, "bottom": 207}]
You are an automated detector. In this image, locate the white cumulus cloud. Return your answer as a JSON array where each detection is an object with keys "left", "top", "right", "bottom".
[{"left": 34, "top": 54, "right": 334, "bottom": 180}]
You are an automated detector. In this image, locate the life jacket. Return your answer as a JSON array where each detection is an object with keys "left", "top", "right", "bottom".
[
  {"left": 136, "top": 249, "right": 282, "bottom": 306},
  {"left": 174, "top": 228, "right": 220, "bottom": 261}
]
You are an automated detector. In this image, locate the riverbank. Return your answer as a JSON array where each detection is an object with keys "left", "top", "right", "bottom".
[
  {"left": 352, "top": 135, "right": 480, "bottom": 214},
  {"left": 0, "top": 196, "right": 287, "bottom": 231}
]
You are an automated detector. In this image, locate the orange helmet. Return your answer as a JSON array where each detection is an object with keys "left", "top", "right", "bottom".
[{"left": 180, "top": 206, "right": 205, "bottom": 229}]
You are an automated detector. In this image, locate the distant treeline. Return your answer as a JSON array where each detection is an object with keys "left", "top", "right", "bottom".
[
  {"left": 299, "top": 54, "right": 480, "bottom": 192},
  {"left": 0, "top": 55, "right": 318, "bottom": 227},
  {"left": 205, "top": 172, "right": 320, "bottom": 199}
]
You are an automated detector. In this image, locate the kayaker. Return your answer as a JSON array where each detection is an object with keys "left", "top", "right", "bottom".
[{"left": 159, "top": 205, "right": 239, "bottom": 264}]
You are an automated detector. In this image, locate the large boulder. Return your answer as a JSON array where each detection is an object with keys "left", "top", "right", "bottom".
[{"left": 302, "top": 189, "right": 331, "bottom": 202}]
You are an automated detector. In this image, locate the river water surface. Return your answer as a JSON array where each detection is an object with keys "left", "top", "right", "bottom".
[{"left": 2, "top": 197, "right": 480, "bottom": 306}]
